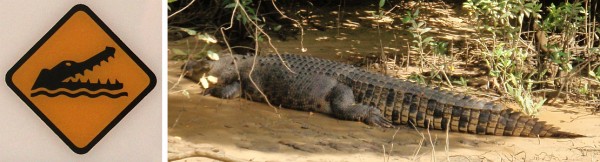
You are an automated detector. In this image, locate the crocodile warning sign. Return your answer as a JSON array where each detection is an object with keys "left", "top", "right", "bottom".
[{"left": 5, "top": 4, "right": 156, "bottom": 154}]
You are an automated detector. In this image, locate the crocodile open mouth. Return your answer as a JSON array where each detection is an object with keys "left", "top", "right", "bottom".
[{"left": 30, "top": 46, "right": 127, "bottom": 98}]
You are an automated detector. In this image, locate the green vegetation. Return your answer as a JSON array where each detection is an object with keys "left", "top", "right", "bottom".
[{"left": 460, "top": 0, "right": 599, "bottom": 115}]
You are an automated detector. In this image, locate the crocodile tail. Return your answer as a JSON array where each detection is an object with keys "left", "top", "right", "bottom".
[
  {"left": 550, "top": 131, "right": 585, "bottom": 138},
  {"left": 393, "top": 85, "right": 584, "bottom": 138},
  {"left": 487, "top": 108, "right": 585, "bottom": 138},
  {"left": 343, "top": 66, "right": 583, "bottom": 138}
]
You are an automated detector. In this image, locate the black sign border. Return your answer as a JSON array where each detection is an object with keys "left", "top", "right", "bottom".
[{"left": 5, "top": 4, "right": 157, "bottom": 154}]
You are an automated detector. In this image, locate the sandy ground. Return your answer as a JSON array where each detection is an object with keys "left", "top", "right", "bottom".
[
  {"left": 168, "top": 61, "right": 600, "bottom": 161},
  {"left": 168, "top": 2, "right": 600, "bottom": 161}
]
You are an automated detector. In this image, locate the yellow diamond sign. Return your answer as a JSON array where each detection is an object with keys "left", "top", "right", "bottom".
[{"left": 5, "top": 4, "right": 156, "bottom": 154}]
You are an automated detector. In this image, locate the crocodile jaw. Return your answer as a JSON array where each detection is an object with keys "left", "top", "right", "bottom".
[{"left": 31, "top": 46, "right": 121, "bottom": 91}]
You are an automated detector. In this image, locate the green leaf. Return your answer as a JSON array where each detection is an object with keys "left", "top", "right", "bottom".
[
  {"left": 179, "top": 28, "right": 197, "bottom": 36},
  {"left": 171, "top": 48, "right": 186, "bottom": 55},
  {"left": 414, "top": 9, "right": 420, "bottom": 17},
  {"left": 423, "top": 37, "right": 433, "bottom": 44},
  {"left": 421, "top": 27, "right": 431, "bottom": 34},
  {"left": 241, "top": 16, "right": 247, "bottom": 25},
  {"left": 206, "top": 50, "right": 219, "bottom": 60},
  {"left": 247, "top": 7, "right": 256, "bottom": 15},
  {"left": 224, "top": 3, "right": 236, "bottom": 9},
  {"left": 490, "top": 71, "right": 499, "bottom": 77},
  {"left": 402, "top": 16, "right": 411, "bottom": 24},
  {"left": 197, "top": 33, "right": 217, "bottom": 43},
  {"left": 273, "top": 25, "right": 282, "bottom": 31},
  {"left": 533, "top": 98, "right": 546, "bottom": 110},
  {"left": 182, "top": 90, "right": 190, "bottom": 99},
  {"left": 379, "top": 0, "right": 385, "bottom": 8}
]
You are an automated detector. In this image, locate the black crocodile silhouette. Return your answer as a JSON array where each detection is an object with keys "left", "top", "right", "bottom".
[{"left": 31, "top": 46, "right": 127, "bottom": 98}]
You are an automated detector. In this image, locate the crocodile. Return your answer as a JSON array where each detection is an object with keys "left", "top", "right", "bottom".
[
  {"left": 30, "top": 46, "right": 127, "bottom": 98},
  {"left": 183, "top": 54, "right": 584, "bottom": 138},
  {"left": 31, "top": 46, "right": 124, "bottom": 91}
]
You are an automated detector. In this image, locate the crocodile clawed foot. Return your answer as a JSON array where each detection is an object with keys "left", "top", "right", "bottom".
[
  {"left": 364, "top": 109, "right": 394, "bottom": 128},
  {"left": 202, "top": 87, "right": 214, "bottom": 96},
  {"left": 221, "top": 93, "right": 236, "bottom": 99}
]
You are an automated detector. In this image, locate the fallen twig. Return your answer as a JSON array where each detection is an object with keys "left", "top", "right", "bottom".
[{"left": 168, "top": 149, "right": 246, "bottom": 162}]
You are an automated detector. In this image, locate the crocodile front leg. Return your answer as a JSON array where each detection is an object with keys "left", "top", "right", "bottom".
[{"left": 329, "top": 84, "right": 393, "bottom": 128}]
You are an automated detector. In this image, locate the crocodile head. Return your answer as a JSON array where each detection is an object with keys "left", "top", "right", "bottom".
[
  {"left": 182, "top": 59, "right": 212, "bottom": 81},
  {"left": 31, "top": 46, "right": 123, "bottom": 91},
  {"left": 182, "top": 54, "right": 244, "bottom": 86}
]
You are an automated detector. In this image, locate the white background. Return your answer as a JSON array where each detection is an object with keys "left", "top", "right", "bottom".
[{"left": 0, "top": 1, "right": 162, "bottom": 161}]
